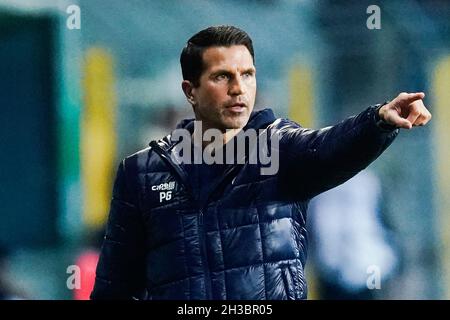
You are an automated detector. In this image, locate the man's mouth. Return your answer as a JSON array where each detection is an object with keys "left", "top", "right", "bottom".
[{"left": 226, "top": 103, "right": 246, "bottom": 113}]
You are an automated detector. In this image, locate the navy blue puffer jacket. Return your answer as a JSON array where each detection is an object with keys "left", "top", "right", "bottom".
[{"left": 91, "top": 106, "right": 398, "bottom": 300}]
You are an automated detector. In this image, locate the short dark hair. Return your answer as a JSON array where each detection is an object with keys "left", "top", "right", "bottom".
[{"left": 180, "top": 25, "right": 254, "bottom": 87}]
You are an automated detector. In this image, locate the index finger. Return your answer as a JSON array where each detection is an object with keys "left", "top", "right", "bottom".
[{"left": 399, "top": 92, "right": 425, "bottom": 104}]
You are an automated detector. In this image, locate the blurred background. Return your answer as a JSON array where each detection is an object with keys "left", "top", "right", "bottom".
[{"left": 0, "top": 0, "right": 449, "bottom": 299}]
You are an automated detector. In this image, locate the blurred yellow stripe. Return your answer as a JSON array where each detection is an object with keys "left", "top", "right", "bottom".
[
  {"left": 288, "top": 63, "right": 320, "bottom": 299},
  {"left": 289, "top": 64, "right": 315, "bottom": 128},
  {"left": 433, "top": 56, "right": 450, "bottom": 299},
  {"left": 81, "top": 48, "right": 117, "bottom": 229}
]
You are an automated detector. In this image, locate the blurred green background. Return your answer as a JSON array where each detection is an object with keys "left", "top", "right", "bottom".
[{"left": 0, "top": 0, "right": 449, "bottom": 299}]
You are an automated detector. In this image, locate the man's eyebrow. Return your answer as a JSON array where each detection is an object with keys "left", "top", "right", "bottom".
[
  {"left": 210, "top": 69, "right": 233, "bottom": 77},
  {"left": 210, "top": 68, "right": 256, "bottom": 76},
  {"left": 242, "top": 67, "right": 256, "bottom": 73}
]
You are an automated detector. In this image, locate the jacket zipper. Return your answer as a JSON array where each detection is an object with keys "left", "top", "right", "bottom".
[
  {"left": 150, "top": 141, "right": 215, "bottom": 299},
  {"left": 197, "top": 208, "right": 212, "bottom": 298}
]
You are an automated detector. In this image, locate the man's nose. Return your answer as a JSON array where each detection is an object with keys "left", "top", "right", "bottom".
[{"left": 228, "top": 76, "right": 246, "bottom": 96}]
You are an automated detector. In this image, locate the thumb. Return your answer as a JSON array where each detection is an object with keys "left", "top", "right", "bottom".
[{"left": 388, "top": 112, "right": 412, "bottom": 129}]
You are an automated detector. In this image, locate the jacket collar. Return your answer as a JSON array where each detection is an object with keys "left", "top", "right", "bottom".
[{"left": 152, "top": 108, "right": 276, "bottom": 153}]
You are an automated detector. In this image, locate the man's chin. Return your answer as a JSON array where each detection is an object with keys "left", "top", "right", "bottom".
[{"left": 222, "top": 117, "right": 249, "bottom": 130}]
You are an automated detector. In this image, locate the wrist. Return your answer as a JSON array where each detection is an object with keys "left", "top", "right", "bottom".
[{"left": 374, "top": 101, "right": 397, "bottom": 131}]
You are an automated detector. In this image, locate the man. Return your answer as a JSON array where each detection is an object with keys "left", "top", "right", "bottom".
[
  {"left": 91, "top": 25, "right": 431, "bottom": 300},
  {"left": 308, "top": 170, "right": 399, "bottom": 299}
]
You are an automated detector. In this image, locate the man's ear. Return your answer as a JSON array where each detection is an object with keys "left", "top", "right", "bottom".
[{"left": 182, "top": 80, "right": 196, "bottom": 106}]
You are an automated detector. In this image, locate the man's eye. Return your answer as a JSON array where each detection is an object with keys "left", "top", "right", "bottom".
[
  {"left": 243, "top": 72, "right": 254, "bottom": 78},
  {"left": 216, "top": 74, "right": 228, "bottom": 81}
]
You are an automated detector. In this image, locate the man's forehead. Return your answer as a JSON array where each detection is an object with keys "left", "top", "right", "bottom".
[{"left": 202, "top": 45, "right": 254, "bottom": 70}]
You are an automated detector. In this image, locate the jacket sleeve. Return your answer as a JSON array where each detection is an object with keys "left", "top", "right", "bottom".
[
  {"left": 90, "top": 159, "right": 146, "bottom": 300},
  {"left": 278, "top": 104, "right": 399, "bottom": 200}
]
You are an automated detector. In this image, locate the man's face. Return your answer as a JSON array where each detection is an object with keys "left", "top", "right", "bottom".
[{"left": 185, "top": 45, "right": 256, "bottom": 131}]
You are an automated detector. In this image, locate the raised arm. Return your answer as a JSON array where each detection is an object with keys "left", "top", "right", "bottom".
[{"left": 278, "top": 92, "right": 431, "bottom": 200}]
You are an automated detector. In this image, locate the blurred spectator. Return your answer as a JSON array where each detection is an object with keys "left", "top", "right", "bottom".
[
  {"left": 73, "top": 250, "right": 100, "bottom": 300},
  {"left": 308, "top": 170, "right": 399, "bottom": 299},
  {"left": 72, "top": 230, "right": 104, "bottom": 300}
]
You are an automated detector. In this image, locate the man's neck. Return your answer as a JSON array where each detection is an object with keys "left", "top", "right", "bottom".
[{"left": 192, "top": 124, "right": 242, "bottom": 149}]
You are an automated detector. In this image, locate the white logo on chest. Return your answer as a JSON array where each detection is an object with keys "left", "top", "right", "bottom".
[{"left": 151, "top": 181, "right": 176, "bottom": 203}]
